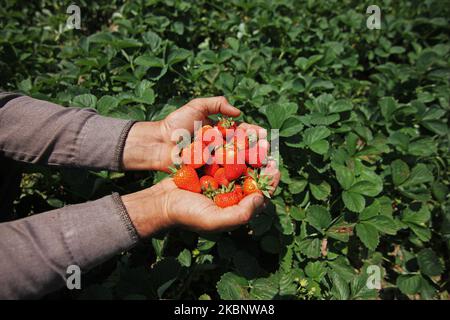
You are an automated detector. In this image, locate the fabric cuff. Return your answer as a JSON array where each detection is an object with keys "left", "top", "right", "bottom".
[{"left": 77, "top": 115, "right": 136, "bottom": 171}]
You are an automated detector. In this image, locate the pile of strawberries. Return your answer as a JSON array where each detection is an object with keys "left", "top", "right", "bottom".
[{"left": 169, "top": 117, "right": 273, "bottom": 208}]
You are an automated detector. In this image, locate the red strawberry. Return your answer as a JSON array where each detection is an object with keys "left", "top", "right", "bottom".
[
  {"left": 245, "top": 143, "right": 268, "bottom": 168},
  {"left": 231, "top": 128, "right": 249, "bottom": 151},
  {"left": 194, "top": 125, "right": 213, "bottom": 141},
  {"left": 200, "top": 175, "right": 219, "bottom": 191},
  {"left": 214, "top": 190, "right": 240, "bottom": 208},
  {"left": 195, "top": 125, "right": 224, "bottom": 147},
  {"left": 217, "top": 117, "right": 237, "bottom": 139},
  {"left": 181, "top": 140, "right": 208, "bottom": 169},
  {"left": 242, "top": 172, "right": 273, "bottom": 198},
  {"left": 213, "top": 167, "right": 229, "bottom": 187},
  {"left": 204, "top": 162, "right": 220, "bottom": 177},
  {"left": 243, "top": 177, "right": 260, "bottom": 195},
  {"left": 169, "top": 165, "right": 201, "bottom": 193},
  {"left": 224, "top": 163, "right": 247, "bottom": 181},
  {"left": 215, "top": 144, "right": 237, "bottom": 165}
]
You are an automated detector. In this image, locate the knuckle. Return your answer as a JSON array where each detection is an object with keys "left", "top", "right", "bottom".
[
  {"left": 217, "top": 96, "right": 228, "bottom": 105},
  {"left": 239, "top": 209, "right": 253, "bottom": 224}
]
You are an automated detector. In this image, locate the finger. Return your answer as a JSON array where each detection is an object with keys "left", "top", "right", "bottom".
[
  {"left": 237, "top": 123, "right": 268, "bottom": 139},
  {"left": 205, "top": 193, "right": 264, "bottom": 231},
  {"left": 261, "top": 159, "right": 281, "bottom": 195},
  {"left": 188, "top": 96, "right": 241, "bottom": 118}
]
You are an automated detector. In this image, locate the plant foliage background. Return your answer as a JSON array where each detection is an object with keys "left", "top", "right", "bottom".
[{"left": 1, "top": 0, "right": 449, "bottom": 300}]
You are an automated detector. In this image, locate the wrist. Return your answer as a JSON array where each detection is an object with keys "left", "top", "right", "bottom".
[
  {"left": 121, "top": 184, "right": 172, "bottom": 238},
  {"left": 122, "top": 121, "right": 167, "bottom": 171}
]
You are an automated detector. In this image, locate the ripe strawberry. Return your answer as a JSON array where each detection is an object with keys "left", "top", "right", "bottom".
[
  {"left": 231, "top": 128, "right": 249, "bottom": 151},
  {"left": 215, "top": 144, "right": 238, "bottom": 165},
  {"left": 200, "top": 175, "right": 219, "bottom": 191},
  {"left": 214, "top": 182, "right": 245, "bottom": 208},
  {"left": 245, "top": 143, "right": 268, "bottom": 168},
  {"left": 181, "top": 140, "right": 208, "bottom": 169},
  {"left": 224, "top": 163, "right": 247, "bottom": 181},
  {"left": 169, "top": 165, "right": 201, "bottom": 193},
  {"left": 195, "top": 125, "right": 223, "bottom": 147},
  {"left": 213, "top": 167, "right": 229, "bottom": 187},
  {"left": 217, "top": 116, "right": 237, "bottom": 139},
  {"left": 204, "top": 162, "right": 220, "bottom": 177},
  {"left": 214, "top": 191, "right": 241, "bottom": 208},
  {"left": 242, "top": 172, "right": 273, "bottom": 198}
]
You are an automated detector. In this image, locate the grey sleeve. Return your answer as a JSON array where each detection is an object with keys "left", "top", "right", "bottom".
[
  {"left": 0, "top": 193, "right": 139, "bottom": 299},
  {"left": 0, "top": 94, "right": 135, "bottom": 171},
  {"left": 0, "top": 93, "right": 141, "bottom": 299}
]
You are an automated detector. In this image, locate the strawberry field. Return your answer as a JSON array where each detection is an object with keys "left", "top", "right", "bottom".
[{"left": 1, "top": 0, "right": 449, "bottom": 300}]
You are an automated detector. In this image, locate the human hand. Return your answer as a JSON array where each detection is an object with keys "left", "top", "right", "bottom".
[
  {"left": 122, "top": 96, "right": 266, "bottom": 172},
  {"left": 121, "top": 165, "right": 280, "bottom": 237}
]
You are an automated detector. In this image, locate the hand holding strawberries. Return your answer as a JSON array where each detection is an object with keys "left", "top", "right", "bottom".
[
  {"left": 123, "top": 96, "right": 244, "bottom": 172},
  {"left": 120, "top": 96, "right": 280, "bottom": 238}
]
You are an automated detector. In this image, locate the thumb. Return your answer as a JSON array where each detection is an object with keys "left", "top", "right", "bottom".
[{"left": 239, "top": 193, "right": 265, "bottom": 212}]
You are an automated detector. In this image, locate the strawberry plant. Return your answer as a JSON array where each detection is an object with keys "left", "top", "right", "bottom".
[{"left": 1, "top": 0, "right": 449, "bottom": 300}]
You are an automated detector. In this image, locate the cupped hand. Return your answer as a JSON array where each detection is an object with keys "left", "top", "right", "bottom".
[
  {"left": 122, "top": 177, "right": 280, "bottom": 237},
  {"left": 122, "top": 96, "right": 266, "bottom": 172}
]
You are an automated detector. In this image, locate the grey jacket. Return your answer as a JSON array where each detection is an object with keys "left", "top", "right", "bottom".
[{"left": 0, "top": 92, "right": 140, "bottom": 299}]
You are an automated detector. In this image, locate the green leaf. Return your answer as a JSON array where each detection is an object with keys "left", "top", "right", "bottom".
[
  {"left": 369, "top": 215, "right": 398, "bottom": 235},
  {"left": 72, "top": 94, "right": 97, "bottom": 108},
  {"left": 303, "top": 126, "right": 331, "bottom": 145},
  {"left": 403, "top": 164, "right": 434, "bottom": 187},
  {"left": 397, "top": 274, "right": 422, "bottom": 295},
  {"left": 167, "top": 48, "right": 191, "bottom": 65},
  {"left": 402, "top": 205, "right": 430, "bottom": 226},
  {"left": 327, "top": 258, "right": 355, "bottom": 283},
  {"left": 289, "top": 206, "right": 305, "bottom": 221},
  {"left": 356, "top": 222, "right": 379, "bottom": 250},
  {"left": 97, "top": 95, "right": 119, "bottom": 115},
  {"left": 329, "top": 99, "right": 353, "bottom": 113},
  {"left": 305, "top": 261, "right": 327, "bottom": 281},
  {"left": 432, "top": 181, "right": 449, "bottom": 203},
  {"left": 265, "top": 103, "right": 298, "bottom": 129},
  {"left": 250, "top": 275, "right": 279, "bottom": 300},
  {"left": 288, "top": 179, "right": 308, "bottom": 194},
  {"left": 309, "top": 139, "right": 329, "bottom": 154},
  {"left": 334, "top": 164, "right": 355, "bottom": 190},
  {"left": 142, "top": 31, "right": 161, "bottom": 51},
  {"left": 280, "top": 116, "right": 304, "bottom": 137},
  {"left": 112, "top": 38, "right": 142, "bottom": 49},
  {"left": 310, "top": 181, "right": 331, "bottom": 200},
  {"left": 217, "top": 272, "right": 249, "bottom": 300},
  {"left": 359, "top": 200, "right": 380, "bottom": 221},
  {"left": 409, "top": 224, "right": 432, "bottom": 242},
  {"left": 391, "top": 159, "right": 410, "bottom": 186},
  {"left": 342, "top": 191, "right": 365, "bottom": 213},
  {"left": 134, "top": 55, "right": 165, "bottom": 68},
  {"left": 350, "top": 272, "right": 378, "bottom": 299},
  {"left": 177, "top": 249, "right": 191, "bottom": 267},
  {"left": 306, "top": 205, "right": 332, "bottom": 231},
  {"left": 134, "top": 80, "right": 155, "bottom": 105},
  {"left": 417, "top": 248, "right": 443, "bottom": 277},
  {"left": 379, "top": 96, "right": 397, "bottom": 121},
  {"left": 349, "top": 180, "right": 381, "bottom": 197},
  {"left": 296, "top": 238, "right": 321, "bottom": 259},
  {"left": 329, "top": 271, "right": 349, "bottom": 300}
]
